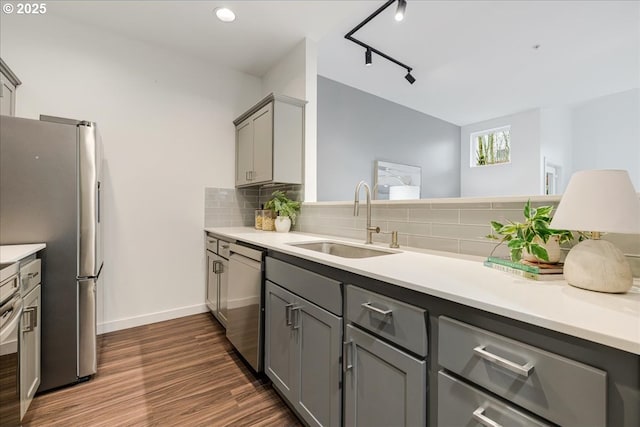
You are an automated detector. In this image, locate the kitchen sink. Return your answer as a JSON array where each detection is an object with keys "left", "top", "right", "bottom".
[{"left": 287, "top": 241, "right": 398, "bottom": 259}]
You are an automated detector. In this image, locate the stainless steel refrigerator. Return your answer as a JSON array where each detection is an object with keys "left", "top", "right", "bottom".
[{"left": 0, "top": 115, "right": 103, "bottom": 392}]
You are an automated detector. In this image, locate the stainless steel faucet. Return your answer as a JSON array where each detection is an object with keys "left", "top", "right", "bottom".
[{"left": 354, "top": 181, "right": 380, "bottom": 244}]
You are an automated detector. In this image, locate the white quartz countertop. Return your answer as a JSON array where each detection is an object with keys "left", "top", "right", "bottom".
[
  {"left": 204, "top": 227, "right": 640, "bottom": 355},
  {"left": 0, "top": 244, "right": 46, "bottom": 263}
]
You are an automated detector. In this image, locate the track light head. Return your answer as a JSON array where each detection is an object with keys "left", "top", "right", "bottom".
[
  {"left": 395, "top": 0, "right": 407, "bottom": 22},
  {"left": 405, "top": 71, "right": 416, "bottom": 84},
  {"left": 365, "top": 48, "right": 372, "bottom": 66}
]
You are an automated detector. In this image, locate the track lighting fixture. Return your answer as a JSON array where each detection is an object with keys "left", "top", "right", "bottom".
[
  {"left": 345, "top": 0, "right": 416, "bottom": 84},
  {"left": 395, "top": 0, "right": 407, "bottom": 22},
  {"left": 404, "top": 71, "right": 416, "bottom": 84},
  {"left": 365, "top": 48, "right": 372, "bottom": 66}
]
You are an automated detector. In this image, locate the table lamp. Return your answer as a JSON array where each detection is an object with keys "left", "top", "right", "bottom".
[{"left": 550, "top": 170, "right": 640, "bottom": 293}]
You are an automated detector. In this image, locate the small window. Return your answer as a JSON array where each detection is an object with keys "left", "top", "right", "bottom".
[{"left": 471, "top": 126, "right": 511, "bottom": 167}]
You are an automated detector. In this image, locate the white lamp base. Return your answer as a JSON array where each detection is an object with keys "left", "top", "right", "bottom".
[{"left": 564, "top": 239, "right": 633, "bottom": 293}]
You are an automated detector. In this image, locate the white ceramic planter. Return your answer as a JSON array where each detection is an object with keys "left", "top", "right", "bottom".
[
  {"left": 522, "top": 235, "right": 561, "bottom": 264},
  {"left": 275, "top": 216, "right": 292, "bottom": 233}
]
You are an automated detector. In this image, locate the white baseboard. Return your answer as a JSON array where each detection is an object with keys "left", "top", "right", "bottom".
[{"left": 98, "top": 303, "right": 209, "bottom": 334}]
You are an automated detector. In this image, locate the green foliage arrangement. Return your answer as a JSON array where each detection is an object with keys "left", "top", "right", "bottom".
[
  {"left": 488, "top": 200, "right": 573, "bottom": 262},
  {"left": 265, "top": 190, "right": 301, "bottom": 225}
]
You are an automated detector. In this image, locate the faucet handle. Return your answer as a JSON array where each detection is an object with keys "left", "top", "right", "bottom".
[
  {"left": 390, "top": 231, "right": 400, "bottom": 248},
  {"left": 382, "top": 230, "right": 400, "bottom": 248}
]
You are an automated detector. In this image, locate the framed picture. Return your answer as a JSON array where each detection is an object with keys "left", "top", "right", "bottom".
[{"left": 374, "top": 160, "right": 421, "bottom": 200}]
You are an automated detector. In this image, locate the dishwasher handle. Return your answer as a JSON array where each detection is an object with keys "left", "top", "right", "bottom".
[
  {"left": 229, "top": 243, "right": 263, "bottom": 263},
  {"left": 229, "top": 253, "right": 262, "bottom": 270}
]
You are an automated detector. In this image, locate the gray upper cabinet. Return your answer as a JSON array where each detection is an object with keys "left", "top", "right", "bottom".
[
  {"left": 234, "top": 93, "right": 306, "bottom": 188},
  {"left": 0, "top": 58, "right": 21, "bottom": 116},
  {"left": 265, "top": 280, "right": 342, "bottom": 427}
]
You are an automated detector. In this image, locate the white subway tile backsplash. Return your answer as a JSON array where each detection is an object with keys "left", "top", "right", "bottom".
[
  {"left": 204, "top": 187, "right": 259, "bottom": 227},
  {"left": 460, "top": 209, "right": 524, "bottom": 225},
  {"left": 432, "top": 224, "right": 491, "bottom": 241},
  {"left": 204, "top": 192, "right": 639, "bottom": 277},
  {"left": 432, "top": 202, "right": 491, "bottom": 209},
  {"left": 408, "top": 208, "right": 459, "bottom": 224},
  {"left": 459, "top": 240, "right": 510, "bottom": 258},
  {"left": 407, "top": 235, "right": 459, "bottom": 253},
  {"left": 386, "top": 220, "right": 431, "bottom": 236}
]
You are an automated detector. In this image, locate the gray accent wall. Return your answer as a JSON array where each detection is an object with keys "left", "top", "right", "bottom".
[{"left": 317, "top": 76, "right": 461, "bottom": 201}]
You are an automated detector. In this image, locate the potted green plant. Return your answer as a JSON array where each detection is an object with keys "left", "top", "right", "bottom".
[
  {"left": 264, "top": 190, "right": 301, "bottom": 233},
  {"left": 488, "top": 200, "right": 573, "bottom": 263}
]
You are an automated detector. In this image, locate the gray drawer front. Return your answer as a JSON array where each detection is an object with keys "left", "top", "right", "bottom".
[
  {"left": 266, "top": 257, "right": 342, "bottom": 315},
  {"left": 438, "top": 371, "right": 551, "bottom": 427},
  {"left": 346, "top": 285, "right": 427, "bottom": 357},
  {"left": 438, "top": 316, "right": 606, "bottom": 427},
  {"left": 218, "top": 240, "right": 231, "bottom": 259},
  {"left": 20, "top": 258, "right": 41, "bottom": 294},
  {"left": 205, "top": 234, "right": 218, "bottom": 253}
]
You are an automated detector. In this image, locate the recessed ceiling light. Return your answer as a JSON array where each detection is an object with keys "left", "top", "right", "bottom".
[{"left": 214, "top": 7, "right": 236, "bottom": 23}]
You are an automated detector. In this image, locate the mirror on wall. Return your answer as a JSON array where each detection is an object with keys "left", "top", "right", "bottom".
[
  {"left": 374, "top": 161, "right": 421, "bottom": 200},
  {"left": 315, "top": 1, "right": 640, "bottom": 201}
]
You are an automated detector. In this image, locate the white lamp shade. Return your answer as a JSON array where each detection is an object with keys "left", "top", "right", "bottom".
[{"left": 550, "top": 170, "right": 640, "bottom": 234}]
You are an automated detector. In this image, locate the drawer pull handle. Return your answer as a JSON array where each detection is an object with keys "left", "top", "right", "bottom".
[
  {"left": 473, "top": 345, "right": 534, "bottom": 377},
  {"left": 472, "top": 407, "right": 503, "bottom": 427},
  {"left": 361, "top": 302, "right": 392, "bottom": 316}
]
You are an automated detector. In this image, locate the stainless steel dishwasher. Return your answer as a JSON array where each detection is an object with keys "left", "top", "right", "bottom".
[{"left": 226, "top": 243, "right": 264, "bottom": 372}]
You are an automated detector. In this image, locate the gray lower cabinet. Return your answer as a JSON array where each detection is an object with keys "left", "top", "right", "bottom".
[
  {"left": 344, "top": 324, "right": 426, "bottom": 427},
  {"left": 438, "top": 371, "right": 550, "bottom": 427},
  {"left": 265, "top": 280, "right": 342, "bottom": 427},
  {"left": 438, "top": 316, "right": 607, "bottom": 427},
  {"left": 20, "top": 283, "right": 41, "bottom": 419}
]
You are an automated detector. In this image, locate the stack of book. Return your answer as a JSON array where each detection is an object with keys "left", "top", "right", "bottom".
[{"left": 484, "top": 256, "right": 564, "bottom": 280}]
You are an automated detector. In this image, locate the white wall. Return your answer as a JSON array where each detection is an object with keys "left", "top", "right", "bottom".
[
  {"left": 461, "top": 110, "right": 541, "bottom": 197},
  {"left": 571, "top": 89, "right": 640, "bottom": 189},
  {"left": 261, "top": 38, "right": 318, "bottom": 201},
  {"left": 0, "top": 14, "right": 262, "bottom": 333},
  {"left": 540, "top": 107, "right": 573, "bottom": 194}
]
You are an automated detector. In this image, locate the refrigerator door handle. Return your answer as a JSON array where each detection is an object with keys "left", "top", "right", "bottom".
[{"left": 97, "top": 181, "right": 101, "bottom": 224}]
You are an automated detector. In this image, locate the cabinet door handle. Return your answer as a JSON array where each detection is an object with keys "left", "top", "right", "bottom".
[
  {"left": 23, "top": 307, "right": 36, "bottom": 332},
  {"left": 31, "top": 306, "right": 38, "bottom": 328},
  {"left": 291, "top": 306, "right": 303, "bottom": 330},
  {"left": 472, "top": 407, "right": 503, "bottom": 427},
  {"left": 361, "top": 302, "right": 392, "bottom": 317},
  {"left": 473, "top": 345, "right": 534, "bottom": 377},
  {"left": 343, "top": 340, "right": 354, "bottom": 372},
  {"left": 285, "top": 303, "right": 294, "bottom": 326},
  {"left": 213, "top": 261, "right": 223, "bottom": 274},
  {"left": 245, "top": 171, "right": 249, "bottom": 181}
]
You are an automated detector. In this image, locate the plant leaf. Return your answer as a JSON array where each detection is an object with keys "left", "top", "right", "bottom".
[
  {"left": 528, "top": 243, "right": 549, "bottom": 261},
  {"left": 510, "top": 248, "right": 523, "bottom": 262},
  {"left": 535, "top": 206, "right": 553, "bottom": 218},
  {"left": 490, "top": 221, "right": 504, "bottom": 232},
  {"left": 508, "top": 238, "right": 524, "bottom": 249},
  {"left": 523, "top": 200, "right": 531, "bottom": 219}
]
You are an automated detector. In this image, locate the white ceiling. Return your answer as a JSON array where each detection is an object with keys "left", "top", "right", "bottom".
[{"left": 47, "top": 1, "right": 639, "bottom": 126}]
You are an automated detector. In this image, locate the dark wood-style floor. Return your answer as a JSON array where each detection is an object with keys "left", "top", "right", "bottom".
[{"left": 23, "top": 313, "right": 302, "bottom": 427}]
